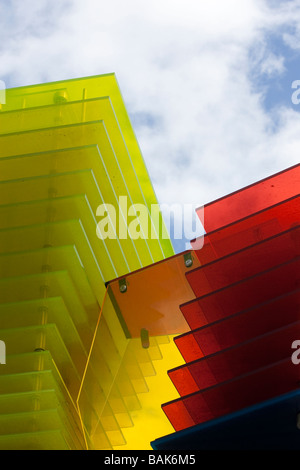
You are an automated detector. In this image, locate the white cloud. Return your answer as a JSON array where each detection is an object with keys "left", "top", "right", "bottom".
[{"left": 1, "top": 0, "right": 300, "bottom": 243}]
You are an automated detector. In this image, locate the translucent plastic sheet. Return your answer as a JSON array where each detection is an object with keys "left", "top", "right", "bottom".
[
  {"left": 196, "top": 163, "right": 300, "bottom": 233},
  {"left": 0, "top": 430, "right": 75, "bottom": 451},
  {"left": 192, "top": 195, "right": 300, "bottom": 260},
  {"left": 175, "top": 288, "right": 300, "bottom": 362},
  {"left": 187, "top": 225, "right": 299, "bottom": 298},
  {"left": 0, "top": 324, "right": 81, "bottom": 398},
  {"left": 3, "top": 75, "right": 159, "bottom": 211},
  {"left": 77, "top": 290, "right": 146, "bottom": 448},
  {"left": 0, "top": 219, "right": 105, "bottom": 302},
  {"left": 77, "top": 288, "right": 182, "bottom": 450},
  {"left": 0, "top": 297, "right": 87, "bottom": 374},
  {"left": 162, "top": 358, "right": 300, "bottom": 431},
  {"left": 0, "top": 74, "right": 176, "bottom": 450},
  {"left": 3, "top": 75, "right": 165, "bottom": 222},
  {"left": 0, "top": 192, "right": 127, "bottom": 282},
  {"left": 0, "top": 351, "right": 85, "bottom": 449},
  {"left": 107, "top": 251, "right": 200, "bottom": 337},
  {"left": 0, "top": 122, "right": 170, "bottom": 270},
  {"left": 0, "top": 268, "right": 99, "bottom": 355},
  {"left": 0, "top": 100, "right": 173, "bottom": 263},
  {"left": 181, "top": 256, "right": 300, "bottom": 330},
  {"left": 169, "top": 321, "right": 300, "bottom": 395},
  {"left": 0, "top": 141, "right": 157, "bottom": 262},
  {"left": 159, "top": 166, "right": 300, "bottom": 444}
]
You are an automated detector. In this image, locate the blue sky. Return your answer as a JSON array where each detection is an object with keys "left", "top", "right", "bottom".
[
  {"left": 0, "top": 0, "right": 300, "bottom": 253},
  {"left": 250, "top": 30, "right": 300, "bottom": 112}
]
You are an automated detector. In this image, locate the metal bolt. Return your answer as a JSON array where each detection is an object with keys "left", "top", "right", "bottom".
[
  {"left": 141, "top": 328, "right": 149, "bottom": 349},
  {"left": 184, "top": 253, "right": 193, "bottom": 268},
  {"left": 119, "top": 279, "right": 127, "bottom": 294}
]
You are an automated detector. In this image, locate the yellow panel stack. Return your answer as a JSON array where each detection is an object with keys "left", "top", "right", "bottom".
[{"left": 0, "top": 74, "right": 180, "bottom": 450}]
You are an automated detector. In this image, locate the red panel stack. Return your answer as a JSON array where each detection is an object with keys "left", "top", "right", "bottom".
[{"left": 162, "top": 164, "right": 300, "bottom": 433}]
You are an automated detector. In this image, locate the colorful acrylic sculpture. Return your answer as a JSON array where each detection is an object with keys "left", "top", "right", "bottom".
[{"left": 0, "top": 74, "right": 299, "bottom": 450}]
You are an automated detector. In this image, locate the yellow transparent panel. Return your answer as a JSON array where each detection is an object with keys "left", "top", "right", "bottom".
[
  {"left": 0, "top": 167, "right": 146, "bottom": 272},
  {"left": 0, "top": 126, "right": 173, "bottom": 269},
  {"left": 113, "top": 338, "right": 183, "bottom": 451},
  {"left": 1, "top": 324, "right": 80, "bottom": 395},
  {"left": 0, "top": 244, "right": 97, "bottom": 311},
  {"left": 77, "top": 288, "right": 183, "bottom": 450},
  {"left": 0, "top": 430, "right": 74, "bottom": 450},
  {"left": 0, "top": 219, "right": 104, "bottom": 302},
  {"left": 0, "top": 351, "right": 79, "bottom": 416},
  {"left": 0, "top": 270, "right": 97, "bottom": 350},
  {"left": 0, "top": 97, "right": 170, "bottom": 256},
  {"left": 3, "top": 74, "right": 173, "bottom": 259},
  {"left": 0, "top": 389, "right": 59, "bottom": 415},
  {"left": 0, "top": 390, "right": 84, "bottom": 450},
  {"left": 0, "top": 145, "right": 99, "bottom": 180},
  {"left": 0, "top": 75, "right": 177, "bottom": 450},
  {"left": 0, "top": 297, "right": 86, "bottom": 373},
  {"left": 0, "top": 351, "right": 85, "bottom": 449},
  {"left": 0, "top": 193, "right": 119, "bottom": 282},
  {"left": 0, "top": 408, "right": 74, "bottom": 437},
  {"left": 0, "top": 97, "right": 125, "bottom": 135},
  {"left": 0, "top": 143, "right": 158, "bottom": 272}
]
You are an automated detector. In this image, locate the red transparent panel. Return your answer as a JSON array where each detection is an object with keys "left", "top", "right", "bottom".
[
  {"left": 187, "top": 225, "right": 299, "bottom": 298},
  {"left": 160, "top": 400, "right": 195, "bottom": 432},
  {"left": 163, "top": 358, "right": 300, "bottom": 431},
  {"left": 175, "top": 288, "right": 300, "bottom": 362},
  {"left": 196, "top": 164, "right": 300, "bottom": 233},
  {"left": 169, "top": 321, "right": 300, "bottom": 396},
  {"left": 192, "top": 195, "right": 300, "bottom": 261},
  {"left": 181, "top": 257, "right": 300, "bottom": 330}
]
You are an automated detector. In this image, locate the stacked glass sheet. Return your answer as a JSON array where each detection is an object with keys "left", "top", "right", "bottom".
[
  {"left": 152, "top": 164, "right": 300, "bottom": 449},
  {"left": 0, "top": 75, "right": 175, "bottom": 450},
  {"left": 99, "top": 249, "right": 200, "bottom": 449}
]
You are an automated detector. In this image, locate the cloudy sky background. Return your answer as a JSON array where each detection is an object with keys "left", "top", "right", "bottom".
[{"left": 0, "top": 0, "right": 300, "bottom": 252}]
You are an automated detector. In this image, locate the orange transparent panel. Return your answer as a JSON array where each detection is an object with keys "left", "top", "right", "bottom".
[{"left": 108, "top": 251, "right": 201, "bottom": 337}]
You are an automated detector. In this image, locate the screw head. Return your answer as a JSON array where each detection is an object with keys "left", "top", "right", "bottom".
[
  {"left": 119, "top": 283, "right": 127, "bottom": 293},
  {"left": 185, "top": 258, "right": 193, "bottom": 268}
]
